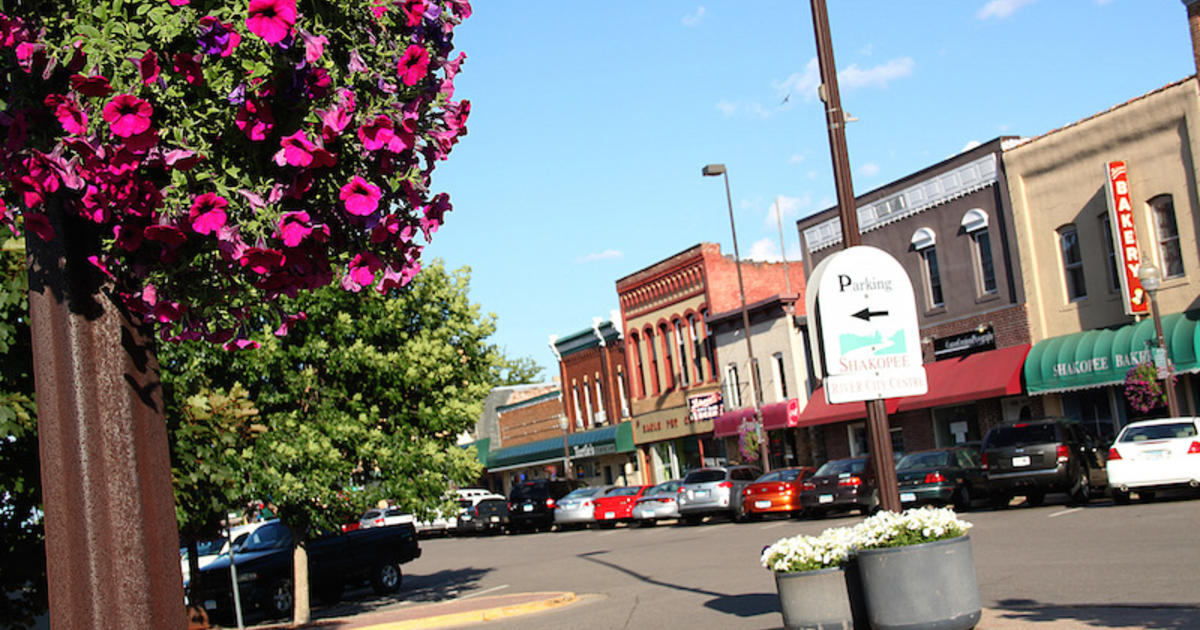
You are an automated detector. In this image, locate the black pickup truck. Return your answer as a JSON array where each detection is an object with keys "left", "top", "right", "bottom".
[{"left": 193, "top": 520, "right": 421, "bottom": 622}]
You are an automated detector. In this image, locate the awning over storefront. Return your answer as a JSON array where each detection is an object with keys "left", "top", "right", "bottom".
[
  {"left": 793, "top": 391, "right": 898, "bottom": 427},
  {"left": 485, "top": 422, "right": 635, "bottom": 472},
  {"left": 712, "top": 399, "right": 804, "bottom": 438},
  {"left": 895, "top": 344, "right": 1029, "bottom": 411},
  {"left": 1024, "top": 311, "right": 1200, "bottom": 394},
  {"left": 712, "top": 407, "right": 756, "bottom": 438}
]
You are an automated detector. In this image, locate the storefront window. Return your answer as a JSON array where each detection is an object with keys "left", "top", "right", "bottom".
[
  {"left": 932, "top": 404, "right": 980, "bottom": 447},
  {"left": 1064, "top": 388, "right": 1118, "bottom": 442}
]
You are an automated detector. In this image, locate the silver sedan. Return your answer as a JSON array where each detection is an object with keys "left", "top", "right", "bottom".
[
  {"left": 631, "top": 480, "right": 683, "bottom": 525},
  {"left": 553, "top": 486, "right": 611, "bottom": 529}
]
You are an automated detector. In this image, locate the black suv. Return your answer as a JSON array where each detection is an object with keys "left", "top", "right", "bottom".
[
  {"left": 981, "top": 418, "right": 1107, "bottom": 507},
  {"left": 506, "top": 478, "right": 585, "bottom": 532}
]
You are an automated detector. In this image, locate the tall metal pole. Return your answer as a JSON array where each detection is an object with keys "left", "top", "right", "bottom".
[
  {"left": 810, "top": 0, "right": 900, "bottom": 512},
  {"left": 773, "top": 197, "right": 793, "bottom": 296},
  {"left": 720, "top": 170, "right": 771, "bottom": 471},
  {"left": 1148, "top": 292, "right": 1182, "bottom": 416}
]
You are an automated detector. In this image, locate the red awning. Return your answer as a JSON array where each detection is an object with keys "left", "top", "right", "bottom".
[
  {"left": 712, "top": 406, "right": 756, "bottom": 438},
  {"left": 894, "top": 344, "right": 1030, "bottom": 412},
  {"left": 793, "top": 390, "right": 899, "bottom": 428},
  {"left": 762, "top": 398, "right": 801, "bottom": 431}
]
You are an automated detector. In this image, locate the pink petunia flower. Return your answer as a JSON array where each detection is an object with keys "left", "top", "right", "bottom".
[
  {"left": 135, "top": 49, "right": 160, "bottom": 84},
  {"left": 277, "top": 210, "right": 315, "bottom": 247},
  {"left": 235, "top": 98, "right": 275, "bottom": 141},
  {"left": 53, "top": 98, "right": 88, "bottom": 134},
  {"left": 341, "top": 252, "right": 382, "bottom": 292},
  {"left": 240, "top": 247, "right": 285, "bottom": 274},
  {"left": 172, "top": 52, "right": 204, "bottom": 85},
  {"left": 70, "top": 74, "right": 114, "bottom": 97},
  {"left": 274, "top": 312, "right": 306, "bottom": 336},
  {"left": 246, "top": 0, "right": 297, "bottom": 44},
  {"left": 168, "top": 0, "right": 190, "bottom": 5},
  {"left": 144, "top": 224, "right": 188, "bottom": 247},
  {"left": 223, "top": 338, "right": 261, "bottom": 351},
  {"left": 401, "top": 0, "right": 426, "bottom": 26},
  {"left": 23, "top": 212, "right": 54, "bottom": 241},
  {"left": 339, "top": 176, "right": 381, "bottom": 216},
  {"left": 298, "top": 29, "right": 327, "bottom": 63},
  {"left": 397, "top": 45, "right": 430, "bottom": 86},
  {"left": 189, "top": 192, "right": 228, "bottom": 235},
  {"left": 357, "top": 115, "right": 395, "bottom": 151},
  {"left": 102, "top": 94, "right": 153, "bottom": 138}
]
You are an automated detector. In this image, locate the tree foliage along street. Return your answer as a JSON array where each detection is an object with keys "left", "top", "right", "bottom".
[
  {"left": 158, "top": 259, "right": 493, "bottom": 621},
  {"left": 0, "top": 239, "right": 44, "bottom": 630}
]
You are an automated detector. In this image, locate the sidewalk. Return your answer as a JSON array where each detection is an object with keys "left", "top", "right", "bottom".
[{"left": 240, "top": 593, "right": 1199, "bottom": 630}]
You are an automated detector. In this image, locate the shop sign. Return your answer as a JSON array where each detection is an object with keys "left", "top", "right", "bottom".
[
  {"left": 933, "top": 327, "right": 996, "bottom": 358},
  {"left": 572, "top": 443, "right": 615, "bottom": 458},
  {"left": 633, "top": 406, "right": 716, "bottom": 444},
  {"left": 1103, "top": 161, "right": 1150, "bottom": 317},
  {"left": 688, "top": 391, "right": 724, "bottom": 422}
]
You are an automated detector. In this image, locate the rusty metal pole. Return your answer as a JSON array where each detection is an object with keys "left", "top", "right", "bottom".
[
  {"left": 26, "top": 207, "right": 187, "bottom": 630},
  {"left": 810, "top": 0, "right": 901, "bottom": 512}
]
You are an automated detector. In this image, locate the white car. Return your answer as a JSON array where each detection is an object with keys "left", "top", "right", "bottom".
[
  {"left": 414, "top": 488, "right": 499, "bottom": 535},
  {"left": 359, "top": 506, "right": 416, "bottom": 529},
  {"left": 181, "top": 519, "right": 274, "bottom": 586},
  {"left": 1106, "top": 417, "right": 1200, "bottom": 503}
]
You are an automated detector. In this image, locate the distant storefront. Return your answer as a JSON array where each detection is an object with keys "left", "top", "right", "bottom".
[{"left": 483, "top": 422, "right": 639, "bottom": 495}]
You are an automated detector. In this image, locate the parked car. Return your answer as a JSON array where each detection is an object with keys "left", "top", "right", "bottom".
[
  {"left": 631, "top": 479, "right": 684, "bottom": 526},
  {"left": 507, "top": 478, "right": 586, "bottom": 532},
  {"left": 741, "top": 466, "right": 816, "bottom": 519},
  {"left": 358, "top": 506, "right": 415, "bottom": 530},
  {"left": 981, "top": 418, "right": 1107, "bottom": 507},
  {"left": 799, "top": 456, "right": 878, "bottom": 517},
  {"left": 553, "top": 486, "right": 612, "bottom": 529},
  {"left": 192, "top": 520, "right": 421, "bottom": 623},
  {"left": 895, "top": 446, "right": 988, "bottom": 511},
  {"left": 1106, "top": 417, "right": 1200, "bottom": 504},
  {"left": 456, "top": 493, "right": 510, "bottom": 534},
  {"left": 676, "top": 465, "right": 762, "bottom": 524},
  {"left": 592, "top": 485, "right": 652, "bottom": 527},
  {"left": 181, "top": 520, "right": 273, "bottom": 587}
]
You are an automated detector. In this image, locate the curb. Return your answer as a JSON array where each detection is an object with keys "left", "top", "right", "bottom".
[{"left": 353, "top": 592, "right": 578, "bottom": 630}]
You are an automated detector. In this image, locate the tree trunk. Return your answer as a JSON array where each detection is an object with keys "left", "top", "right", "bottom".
[
  {"left": 26, "top": 206, "right": 186, "bottom": 629},
  {"left": 293, "top": 540, "right": 311, "bottom": 624}
]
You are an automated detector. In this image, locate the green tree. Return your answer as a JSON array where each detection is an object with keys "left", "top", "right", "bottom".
[
  {"left": 493, "top": 355, "right": 544, "bottom": 386},
  {"left": 158, "top": 260, "right": 491, "bottom": 621},
  {"left": 0, "top": 239, "right": 44, "bottom": 629}
]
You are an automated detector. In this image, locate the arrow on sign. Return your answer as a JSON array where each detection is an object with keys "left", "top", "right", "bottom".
[{"left": 852, "top": 307, "right": 889, "bottom": 321}]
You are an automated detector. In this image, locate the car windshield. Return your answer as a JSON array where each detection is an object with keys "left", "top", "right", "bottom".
[
  {"left": 986, "top": 423, "right": 1057, "bottom": 448},
  {"left": 897, "top": 452, "right": 952, "bottom": 471},
  {"left": 684, "top": 469, "right": 726, "bottom": 483},
  {"left": 457, "top": 500, "right": 472, "bottom": 509},
  {"left": 814, "top": 459, "right": 865, "bottom": 476},
  {"left": 647, "top": 481, "right": 681, "bottom": 495},
  {"left": 562, "top": 487, "right": 603, "bottom": 500},
  {"left": 195, "top": 539, "right": 225, "bottom": 556},
  {"left": 1120, "top": 422, "right": 1198, "bottom": 442},
  {"left": 360, "top": 510, "right": 382, "bottom": 520},
  {"left": 606, "top": 486, "right": 642, "bottom": 496},
  {"left": 754, "top": 469, "right": 802, "bottom": 483},
  {"left": 509, "top": 482, "right": 545, "bottom": 500},
  {"left": 239, "top": 524, "right": 291, "bottom": 552}
]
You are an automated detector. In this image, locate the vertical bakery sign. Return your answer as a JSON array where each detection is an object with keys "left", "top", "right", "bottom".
[{"left": 1104, "top": 161, "right": 1150, "bottom": 316}]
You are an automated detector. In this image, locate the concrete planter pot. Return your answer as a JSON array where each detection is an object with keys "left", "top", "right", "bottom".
[
  {"left": 856, "top": 534, "right": 981, "bottom": 630},
  {"left": 774, "top": 564, "right": 868, "bottom": 630}
]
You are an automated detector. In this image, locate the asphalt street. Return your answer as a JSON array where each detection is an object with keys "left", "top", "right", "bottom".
[{"left": 294, "top": 493, "right": 1200, "bottom": 630}]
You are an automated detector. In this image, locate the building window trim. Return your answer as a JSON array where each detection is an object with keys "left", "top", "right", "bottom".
[
  {"left": 1058, "top": 224, "right": 1087, "bottom": 302},
  {"left": 772, "top": 352, "right": 787, "bottom": 401},
  {"left": 674, "top": 319, "right": 690, "bottom": 388},
  {"left": 723, "top": 363, "right": 741, "bottom": 408},
  {"left": 1150, "top": 194, "right": 1185, "bottom": 278}
]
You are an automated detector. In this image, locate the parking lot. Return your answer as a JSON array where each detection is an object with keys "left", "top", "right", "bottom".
[{"left": 293, "top": 492, "right": 1200, "bottom": 630}]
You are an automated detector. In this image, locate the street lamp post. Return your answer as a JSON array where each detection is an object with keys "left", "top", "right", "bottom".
[
  {"left": 702, "top": 163, "right": 771, "bottom": 471},
  {"left": 1137, "top": 263, "right": 1181, "bottom": 417},
  {"left": 558, "top": 414, "right": 573, "bottom": 479}
]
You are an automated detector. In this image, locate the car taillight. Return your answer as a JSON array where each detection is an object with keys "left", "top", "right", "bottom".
[
  {"left": 506, "top": 502, "right": 513, "bottom": 511},
  {"left": 373, "top": 518, "right": 384, "bottom": 527},
  {"left": 677, "top": 486, "right": 686, "bottom": 493},
  {"left": 582, "top": 500, "right": 592, "bottom": 508},
  {"left": 472, "top": 505, "right": 480, "bottom": 516},
  {"left": 1188, "top": 441, "right": 1200, "bottom": 454},
  {"left": 980, "top": 453, "right": 989, "bottom": 470},
  {"left": 924, "top": 472, "right": 946, "bottom": 484},
  {"left": 802, "top": 481, "right": 816, "bottom": 491},
  {"left": 742, "top": 487, "right": 752, "bottom": 496},
  {"left": 1107, "top": 447, "right": 1122, "bottom": 461},
  {"left": 545, "top": 498, "right": 555, "bottom": 509},
  {"left": 838, "top": 476, "right": 862, "bottom": 487},
  {"left": 717, "top": 481, "right": 733, "bottom": 489},
  {"left": 1056, "top": 444, "right": 1070, "bottom": 463}
]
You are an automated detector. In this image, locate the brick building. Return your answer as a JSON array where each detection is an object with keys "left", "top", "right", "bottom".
[
  {"left": 796, "top": 138, "right": 1035, "bottom": 460},
  {"left": 616, "top": 243, "right": 807, "bottom": 483}
]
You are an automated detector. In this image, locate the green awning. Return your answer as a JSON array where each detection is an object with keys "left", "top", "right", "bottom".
[
  {"left": 459, "top": 437, "right": 490, "bottom": 467},
  {"left": 486, "top": 422, "right": 635, "bottom": 471},
  {"left": 1024, "top": 311, "right": 1200, "bottom": 394}
]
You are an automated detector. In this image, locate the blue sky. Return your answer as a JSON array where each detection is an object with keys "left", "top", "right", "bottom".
[{"left": 424, "top": 1, "right": 1196, "bottom": 378}]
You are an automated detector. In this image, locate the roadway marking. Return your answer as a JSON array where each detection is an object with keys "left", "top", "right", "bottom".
[
  {"left": 1047, "top": 508, "right": 1083, "bottom": 518},
  {"left": 760, "top": 522, "right": 787, "bottom": 530},
  {"left": 458, "top": 584, "right": 509, "bottom": 600}
]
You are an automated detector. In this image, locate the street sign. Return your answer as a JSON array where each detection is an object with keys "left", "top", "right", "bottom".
[{"left": 813, "top": 246, "right": 927, "bottom": 404}]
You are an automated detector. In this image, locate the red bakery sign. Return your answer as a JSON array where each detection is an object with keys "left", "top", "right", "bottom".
[{"left": 1104, "top": 161, "right": 1149, "bottom": 316}]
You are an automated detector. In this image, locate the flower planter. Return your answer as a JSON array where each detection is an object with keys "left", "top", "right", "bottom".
[
  {"left": 856, "top": 534, "right": 980, "bottom": 630},
  {"left": 774, "top": 564, "right": 868, "bottom": 630}
]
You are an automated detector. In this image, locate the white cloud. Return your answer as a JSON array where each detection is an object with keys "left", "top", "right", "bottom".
[
  {"left": 764, "top": 194, "right": 811, "bottom": 227},
  {"left": 858, "top": 43, "right": 874, "bottom": 57},
  {"left": 746, "top": 237, "right": 804, "bottom": 263},
  {"left": 715, "top": 100, "right": 738, "bottom": 117},
  {"left": 789, "top": 153, "right": 806, "bottom": 164},
  {"left": 977, "top": 0, "right": 1036, "bottom": 20},
  {"left": 838, "top": 57, "right": 915, "bottom": 90},
  {"left": 859, "top": 162, "right": 880, "bottom": 178},
  {"left": 575, "top": 249, "right": 623, "bottom": 263},
  {"left": 682, "top": 6, "right": 706, "bottom": 26},
  {"left": 774, "top": 58, "right": 821, "bottom": 103}
]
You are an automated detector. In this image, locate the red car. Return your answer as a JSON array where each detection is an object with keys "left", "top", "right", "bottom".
[
  {"left": 741, "top": 467, "right": 817, "bottom": 519},
  {"left": 592, "top": 485, "right": 652, "bottom": 527}
]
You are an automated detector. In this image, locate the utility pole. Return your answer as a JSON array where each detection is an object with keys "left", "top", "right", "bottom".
[{"left": 809, "top": 0, "right": 901, "bottom": 512}]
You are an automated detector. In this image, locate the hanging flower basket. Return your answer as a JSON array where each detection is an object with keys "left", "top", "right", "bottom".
[
  {"left": 1124, "top": 363, "right": 1172, "bottom": 413},
  {"left": 737, "top": 419, "right": 760, "bottom": 462}
]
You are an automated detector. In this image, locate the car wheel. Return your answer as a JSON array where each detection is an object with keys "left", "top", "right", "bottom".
[
  {"left": 988, "top": 493, "right": 1010, "bottom": 509},
  {"left": 1069, "top": 474, "right": 1091, "bottom": 505},
  {"left": 953, "top": 486, "right": 972, "bottom": 512},
  {"left": 683, "top": 515, "right": 702, "bottom": 526},
  {"left": 1025, "top": 491, "right": 1045, "bottom": 507},
  {"left": 1111, "top": 488, "right": 1131, "bottom": 505},
  {"left": 264, "top": 577, "right": 293, "bottom": 619},
  {"left": 371, "top": 560, "right": 403, "bottom": 595}
]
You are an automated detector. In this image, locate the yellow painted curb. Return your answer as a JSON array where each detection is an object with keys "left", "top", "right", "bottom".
[{"left": 356, "top": 592, "right": 578, "bottom": 630}]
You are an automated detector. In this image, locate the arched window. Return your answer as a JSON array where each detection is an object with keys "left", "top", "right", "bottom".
[
  {"left": 961, "top": 209, "right": 996, "bottom": 295},
  {"left": 674, "top": 319, "right": 690, "bottom": 387},
  {"left": 911, "top": 227, "right": 943, "bottom": 308},
  {"left": 659, "top": 323, "right": 675, "bottom": 390},
  {"left": 630, "top": 333, "right": 645, "bottom": 399},
  {"left": 645, "top": 327, "right": 660, "bottom": 395}
]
